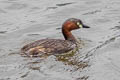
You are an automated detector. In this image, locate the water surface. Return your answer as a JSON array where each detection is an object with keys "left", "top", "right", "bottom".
[{"left": 0, "top": 0, "right": 120, "bottom": 80}]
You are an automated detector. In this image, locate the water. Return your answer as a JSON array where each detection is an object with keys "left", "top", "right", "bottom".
[{"left": 0, "top": 0, "right": 120, "bottom": 80}]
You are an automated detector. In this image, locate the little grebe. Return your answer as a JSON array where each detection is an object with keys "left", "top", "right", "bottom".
[{"left": 21, "top": 18, "right": 90, "bottom": 57}]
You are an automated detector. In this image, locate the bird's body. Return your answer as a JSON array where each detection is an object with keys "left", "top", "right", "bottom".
[{"left": 21, "top": 39, "right": 76, "bottom": 57}]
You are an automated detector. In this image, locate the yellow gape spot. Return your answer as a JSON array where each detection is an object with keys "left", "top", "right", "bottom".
[{"left": 77, "top": 22, "right": 83, "bottom": 28}]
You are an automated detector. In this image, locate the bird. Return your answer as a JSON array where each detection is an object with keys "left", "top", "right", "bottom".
[{"left": 21, "top": 18, "right": 90, "bottom": 57}]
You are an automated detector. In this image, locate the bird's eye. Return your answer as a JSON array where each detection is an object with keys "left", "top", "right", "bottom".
[
  {"left": 77, "top": 22, "right": 83, "bottom": 28},
  {"left": 77, "top": 22, "right": 80, "bottom": 25}
]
